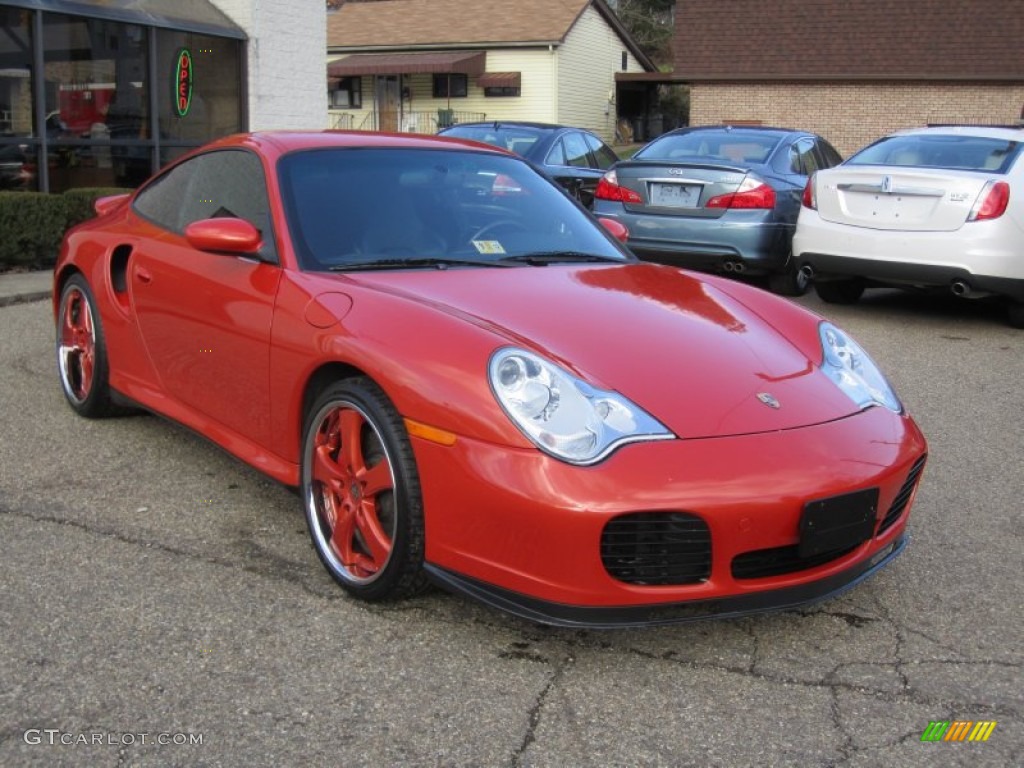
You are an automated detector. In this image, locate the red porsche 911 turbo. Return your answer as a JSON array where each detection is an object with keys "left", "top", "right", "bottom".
[{"left": 54, "top": 131, "right": 927, "bottom": 627}]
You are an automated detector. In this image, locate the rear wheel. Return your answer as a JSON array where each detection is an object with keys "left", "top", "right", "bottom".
[
  {"left": 815, "top": 278, "right": 866, "bottom": 305},
  {"left": 56, "top": 274, "right": 121, "bottom": 418},
  {"left": 1007, "top": 301, "right": 1024, "bottom": 329},
  {"left": 768, "top": 258, "right": 810, "bottom": 297},
  {"left": 301, "top": 378, "right": 428, "bottom": 601}
]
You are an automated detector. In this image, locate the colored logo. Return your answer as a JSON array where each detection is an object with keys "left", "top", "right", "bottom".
[
  {"left": 174, "top": 48, "right": 193, "bottom": 117},
  {"left": 921, "top": 720, "right": 997, "bottom": 742}
]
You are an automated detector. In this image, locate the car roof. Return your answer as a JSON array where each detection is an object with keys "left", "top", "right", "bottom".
[
  {"left": 886, "top": 125, "right": 1024, "bottom": 141},
  {"left": 659, "top": 125, "right": 809, "bottom": 140},
  {"left": 442, "top": 121, "right": 578, "bottom": 133},
  {"left": 204, "top": 130, "right": 514, "bottom": 155}
]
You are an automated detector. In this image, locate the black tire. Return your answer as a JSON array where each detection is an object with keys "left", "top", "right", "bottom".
[
  {"left": 1007, "top": 301, "right": 1024, "bottom": 329},
  {"left": 56, "top": 274, "right": 122, "bottom": 418},
  {"left": 301, "top": 377, "right": 428, "bottom": 601},
  {"left": 768, "top": 259, "right": 810, "bottom": 297},
  {"left": 815, "top": 278, "right": 866, "bottom": 305}
]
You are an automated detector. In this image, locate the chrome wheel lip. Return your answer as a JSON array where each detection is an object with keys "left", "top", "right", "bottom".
[
  {"left": 57, "top": 286, "right": 95, "bottom": 405},
  {"left": 302, "top": 398, "right": 398, "bottom": 586}
]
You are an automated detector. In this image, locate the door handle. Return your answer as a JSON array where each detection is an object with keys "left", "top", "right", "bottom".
[{"left": 136, "top": 267, "right": 152, "bottom": 284}]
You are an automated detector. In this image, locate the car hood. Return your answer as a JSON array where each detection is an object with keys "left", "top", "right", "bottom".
[{"left": 349, "top": 263, "right": 860, "bottom": 439}]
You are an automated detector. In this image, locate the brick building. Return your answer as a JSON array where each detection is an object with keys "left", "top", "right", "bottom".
[{"left": 671, "top": 0, "right": 1024, "bottom": 156}]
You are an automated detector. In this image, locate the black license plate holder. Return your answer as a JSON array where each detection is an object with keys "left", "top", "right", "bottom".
[{"left": 798, "top": 488, "right": 879, "bottom": 558}]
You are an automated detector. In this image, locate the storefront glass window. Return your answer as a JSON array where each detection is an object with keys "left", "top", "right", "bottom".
[
  {"left": 0, "top": 7, "right": 37, "bottom": 190},
  {"left": 157, "top": 29, "right": 242, "bottom": 148},
  {"left": 43, "top": 13, "right": 150, "bottom": 191}
]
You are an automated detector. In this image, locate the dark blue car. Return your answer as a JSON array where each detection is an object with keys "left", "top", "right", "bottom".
[
  {"left": 438, "top": 121, "right": 619, "bottom": 209},
  {"left": 592, "top": 125, "right": 842, "bottom": 295}
]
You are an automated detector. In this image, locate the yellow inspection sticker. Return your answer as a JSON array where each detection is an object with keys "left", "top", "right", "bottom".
[{"left": 471, "top": 240, "right": 506, "bottom": 255}]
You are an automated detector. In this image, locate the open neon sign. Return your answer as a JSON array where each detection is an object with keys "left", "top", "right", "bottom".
[{"left": 174, "top": 48, "right": 193, "bottom": 117}]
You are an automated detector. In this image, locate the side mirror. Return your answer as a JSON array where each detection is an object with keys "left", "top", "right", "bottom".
[
  {"left": 598, "top": 217, "right": 629, "bottom": 243},
  {"left": 184, "top": 218, "right": 262, "bottom": 254},
  {"left": 93, "top": 193, "right": 130, "bottom": 217}
]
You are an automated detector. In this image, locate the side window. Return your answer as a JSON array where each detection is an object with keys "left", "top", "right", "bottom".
[
  {"left": 135, "top": 149, "right": 276, "bottom": 260},
  {"left": 562, "top": 132, "right": 592, "bottom": 168},
  {"left": 133, "top": 160, "right": 195, "bottom": 232},
  {"left": 790, "top": 138, "right": 820, "bottom": 176},
  {"left": 817, "top": 139, "right": 843, "bottom": 168},
  {"left": 584, "top": 134, "right": 618, "bottom": 170}
]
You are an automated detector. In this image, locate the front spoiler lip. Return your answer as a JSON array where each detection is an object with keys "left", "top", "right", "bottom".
[{"left": 424, "top": 534, "right": 907, "bottom": 629}]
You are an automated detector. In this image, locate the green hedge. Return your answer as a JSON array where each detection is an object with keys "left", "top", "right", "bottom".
[{"left": 0, "top": 187, "right": 131, "bottom": 270}]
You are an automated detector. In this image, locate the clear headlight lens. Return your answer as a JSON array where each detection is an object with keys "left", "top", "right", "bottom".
[
  {"left": 819, "top": 322, "right": 902, "bottom": 413},
  {"left": 489, "top": 348, "right": 674, "bottom": 465}
]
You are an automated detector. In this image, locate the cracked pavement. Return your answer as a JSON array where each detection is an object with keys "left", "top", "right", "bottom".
[{"left": 1, "top": 290, "right": 1021, "bottom": 767}]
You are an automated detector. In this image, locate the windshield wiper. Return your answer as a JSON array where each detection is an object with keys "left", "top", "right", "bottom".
[
  {"left": 496, "top": 251, "right": 624, "bottom": 266},
  {"left": 328, "top": 257, "right": 513, "bottom": 272}
]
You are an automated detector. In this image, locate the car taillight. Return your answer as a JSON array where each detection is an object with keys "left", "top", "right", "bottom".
[
  {"left": 706, "top": 176, "right": 776, "bottom": 209},
  {"left": 595, "top": 170, "right": 642, "bottom": 204},
  {"left": 968, "top": 180, "right": 1010, "bottom": 221},
  {"left": 801, "top": 175, "right": 816, "bottom": 209}
]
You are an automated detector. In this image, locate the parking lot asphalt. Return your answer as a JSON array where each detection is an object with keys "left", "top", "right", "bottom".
[{"left": 1, "top": 284, "right": 1021, "bottom": 767}]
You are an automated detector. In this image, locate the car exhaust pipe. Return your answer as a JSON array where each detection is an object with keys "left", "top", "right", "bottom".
[
  {"left": 722, "top": 262, "right": 735, "bottom": 272},
  {"left": 799, "top": 265, "right": 814, "bottom": 280},
  {"left": 951, "top": 280, "right": 971, "bottom": 297},
  {"left": 723, "top": 261, "right": 745, "bottom": 273}
]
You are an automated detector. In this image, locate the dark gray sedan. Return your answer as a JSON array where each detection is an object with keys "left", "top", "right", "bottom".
[
  {"left": 438, "top": 121, "right": 618, "bottom": 208},
  {"left": 593, "top": 125, "right": 842, "bottom": 295}
]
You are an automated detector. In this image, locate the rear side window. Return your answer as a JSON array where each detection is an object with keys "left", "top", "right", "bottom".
[
  {"left": 584, "top": 134, "right": 618, "bottom": 170},
  {"left": 818, "top": 140, "right": 843, "bottom": 168},
  {"left": 789, "top": 138, "right": 820, "bottom": 175},
  {"left": 848, "top": 135, "right": 1022, "bottom": 173}
]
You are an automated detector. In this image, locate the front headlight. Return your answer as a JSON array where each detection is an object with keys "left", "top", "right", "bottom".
[
  {"left": 489, "top": 347, "right": 674, "bottom": 465},
  {"left": 819, "top": 322, "right": 902, "bottom": 413}
]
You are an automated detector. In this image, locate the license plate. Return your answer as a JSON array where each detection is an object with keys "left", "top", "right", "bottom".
[
  {"left": 798, "top": 488, "right": 879, "bottom": 558},
  {"left": 650, "top": 182, "right": 701, "bottom": 208}
]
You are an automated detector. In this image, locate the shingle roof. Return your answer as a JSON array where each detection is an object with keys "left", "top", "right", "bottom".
[
  {"left": 329, "top": 0, "right": 605, "bottom": 49},
  {"left": 674, "top": 0, "right": 1024, "bottom": 81}
]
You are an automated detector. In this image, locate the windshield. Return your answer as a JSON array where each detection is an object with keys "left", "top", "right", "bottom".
[
  {"left": 847, "top": 134, "right": 1022, "bottom": 173},
  {"left": 636, "top": 131, "right": 782, "bottom": 165},
  {"left": 278, "top": 147, "right": 630, "bottom": 271}
]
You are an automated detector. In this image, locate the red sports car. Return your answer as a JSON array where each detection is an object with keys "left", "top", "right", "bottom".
[{"left": 54, "top": 131, "right": 927, "bottom": 627}]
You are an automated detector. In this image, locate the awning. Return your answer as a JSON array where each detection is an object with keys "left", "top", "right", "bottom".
[
  {"left": 328, "top": 51, "right": 486, "bottom": 77},
  {"left": 4, "top": 0, "right": 246, "bottom": 39},
  {"left": 477, "top": 72, "right": 521, "bottom": 88}
]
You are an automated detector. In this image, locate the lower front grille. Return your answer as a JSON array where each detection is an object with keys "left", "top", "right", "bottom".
[
  {"left": 600, "top": 512, "right": 711, "bottom": 586},
  {"left": 731, "top": 543, "right": 859, "bottom": 580},
  {"left": 877, "top": 454, "right": 927, "bottom": 535}
]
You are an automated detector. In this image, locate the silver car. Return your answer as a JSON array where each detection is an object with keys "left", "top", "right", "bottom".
[{"left": 794, "top": 126, "right": 1024, "bottom": 328}]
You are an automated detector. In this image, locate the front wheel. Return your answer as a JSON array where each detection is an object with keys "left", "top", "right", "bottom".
[
  {"left": 301, "top": 378, "right": 428, "bottom": 601},
  {"left": 815, "top": 278, "right": 866, "bottom": 305}
]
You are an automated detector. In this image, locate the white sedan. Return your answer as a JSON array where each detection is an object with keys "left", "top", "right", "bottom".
[{"left": 793, "top": 126, "right": 1024, "bottom": 328}]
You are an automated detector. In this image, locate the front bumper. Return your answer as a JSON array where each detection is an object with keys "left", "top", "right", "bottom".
[
  {"left": 426, "top": 535, "right": 907, "bottom": 628},
  {"left": 412, "top": 406, "right": 927, "bottom": 625}
]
